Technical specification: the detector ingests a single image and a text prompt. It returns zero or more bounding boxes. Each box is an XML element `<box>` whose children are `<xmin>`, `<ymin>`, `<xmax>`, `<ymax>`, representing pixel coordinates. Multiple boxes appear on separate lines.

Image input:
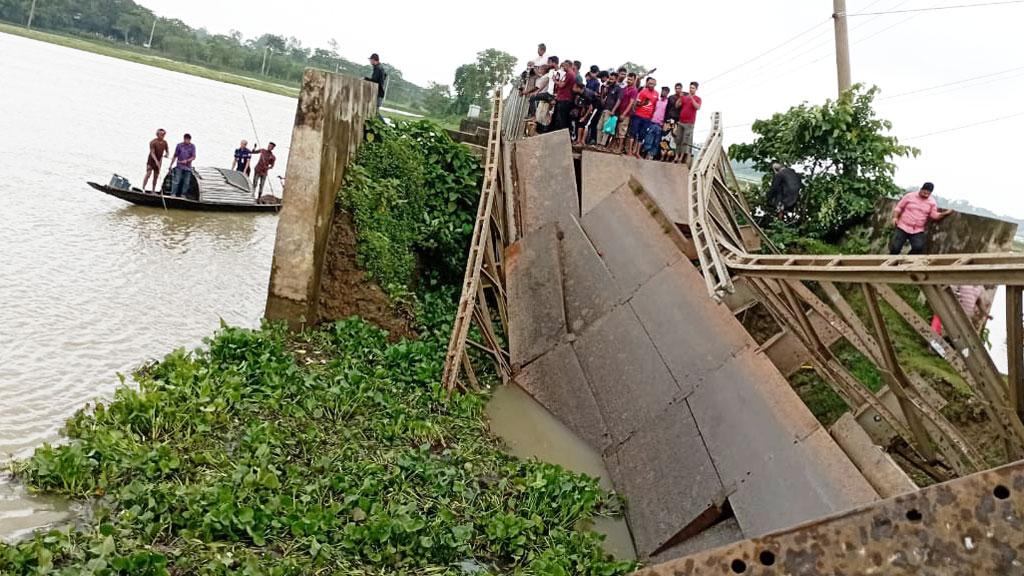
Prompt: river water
<box><xmin>0</xmin><ymin>32</ymin><xmax>296</xmax><ymax>539</ymax></box>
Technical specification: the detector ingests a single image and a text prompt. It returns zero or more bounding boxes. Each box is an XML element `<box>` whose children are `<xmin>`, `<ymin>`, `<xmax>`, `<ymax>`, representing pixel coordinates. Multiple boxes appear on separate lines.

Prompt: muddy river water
<box><xmin>0</xmin><ymin>32</ymin><xmax>293</xmax><ymax>539</ymax></box>
<box><xmin>0</xmin><ymin>32</ymin><xmax>636</xmax><ymax>557</ymax></box>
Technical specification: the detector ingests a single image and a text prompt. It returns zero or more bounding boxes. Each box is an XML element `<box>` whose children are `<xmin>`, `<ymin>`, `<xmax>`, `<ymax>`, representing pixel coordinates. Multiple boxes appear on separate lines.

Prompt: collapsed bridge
<box><xmin>442</xmin><ymin>93</ymin><xmax>1024</xmax><ymax>571</ymax></box>
<box><xmin>262</xmin><ymin>71</ymin><xmax>1024</xmax><ymax>573</ymax></box>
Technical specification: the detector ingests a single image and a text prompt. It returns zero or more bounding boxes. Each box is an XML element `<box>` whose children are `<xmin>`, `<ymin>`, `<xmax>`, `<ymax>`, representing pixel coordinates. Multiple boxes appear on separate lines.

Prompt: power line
<box><xmin>880</xmin><ymin>64</ymin><xmax>1024</xmax><ymax>99</ymax></box>
<box><xmin>705</xmin><ymin>18</ymin><xmax>832</xmax><ymax>83</ymax></box>
<box><xmin>712</xmin><ymin>0</ymin><xmax>913</xmax><ymax>96</ymax></box>
<box><xmin>906</xmin><ymin>110</ymin><xmax>1024</xmax><ymax>139</ymax></box>
<box><xmin>848</xmin><ymin>0</ymin><xmax>1024</xmax><ymax>16</ymax></box>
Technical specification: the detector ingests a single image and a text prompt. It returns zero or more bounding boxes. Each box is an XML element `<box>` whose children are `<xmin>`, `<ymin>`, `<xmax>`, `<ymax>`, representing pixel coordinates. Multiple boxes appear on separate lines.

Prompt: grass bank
<box><xmin>0</xmin><ymin>316</ymin><xmax>633</xmax><ymax>574</ymax></box>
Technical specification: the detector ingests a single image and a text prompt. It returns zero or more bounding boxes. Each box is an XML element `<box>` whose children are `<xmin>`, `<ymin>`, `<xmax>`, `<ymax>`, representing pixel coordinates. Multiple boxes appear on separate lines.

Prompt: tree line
<box><xmin>0</xmin><ymin>0</ymin><xmax>429</xmax><ymax>109</ymax></box>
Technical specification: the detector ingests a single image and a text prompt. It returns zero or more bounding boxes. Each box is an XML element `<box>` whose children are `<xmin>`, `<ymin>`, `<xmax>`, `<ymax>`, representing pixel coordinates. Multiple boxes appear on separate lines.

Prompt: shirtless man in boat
<box><xmin>142</xmin><ymin>129</ymin><xmax>169</xmax><ymax>194</ymax></box>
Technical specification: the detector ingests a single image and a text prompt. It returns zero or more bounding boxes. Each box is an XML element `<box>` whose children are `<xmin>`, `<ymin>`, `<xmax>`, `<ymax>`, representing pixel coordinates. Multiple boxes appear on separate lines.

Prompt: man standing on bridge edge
<box><xmin>889</xmin><ymin>182</ymin><xmax>953</xmax><ymax>255</ymax></box>
<box><xmin>365</xmin><ymin>53</ymin><xmax>386</xmax><ymax>109</ymax></box>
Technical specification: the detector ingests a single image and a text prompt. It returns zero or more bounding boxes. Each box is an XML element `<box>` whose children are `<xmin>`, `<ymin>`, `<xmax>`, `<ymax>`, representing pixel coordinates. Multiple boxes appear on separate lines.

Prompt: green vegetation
<box><xmin>340</xmin><ymin>119</ymin><xmax>483</xmax><ymax>295</ymax></box>
<box><xmin>1</xmin><ymin>316</ymin><xmax>632</xmax><ymax>574</ymax></box>
<box><xmin>730</xmin><ymin>85</ymin><xmax>919</xmax><ymax>244</ymax></box>
<box><xmin>452</xmin><ymin>49</ymin><xmax>517</xmax><ymax>114</ymax></box>
<box><xmin>0</xmin><ymin>1</ymin><xmax>427</xmax><ymax>111</ymax></box>
<box><xmin>0</xmin><ymin>114</ymin><xmax>633</xmax><ymax>573</ymax></box>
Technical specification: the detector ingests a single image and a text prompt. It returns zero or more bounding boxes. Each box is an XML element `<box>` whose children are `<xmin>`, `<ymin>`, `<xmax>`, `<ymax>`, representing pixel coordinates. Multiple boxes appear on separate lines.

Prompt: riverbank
<box><xmin>0</xmin><ymin>22</ymin><xmax>427</xmax><ymax>119</ymax></box>
<box><xmin>0</xmin><ymin>317</ymin><xmax>634</xmax><ymax>574</ymax></box>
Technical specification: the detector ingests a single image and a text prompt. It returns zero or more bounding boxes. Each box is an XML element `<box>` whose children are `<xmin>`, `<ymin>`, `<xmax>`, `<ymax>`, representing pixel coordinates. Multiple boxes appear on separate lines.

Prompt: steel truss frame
<box><xmin>690</xmin><ymin>112</ymin><xmax>1024</xmax><ymax>477</ymax></box>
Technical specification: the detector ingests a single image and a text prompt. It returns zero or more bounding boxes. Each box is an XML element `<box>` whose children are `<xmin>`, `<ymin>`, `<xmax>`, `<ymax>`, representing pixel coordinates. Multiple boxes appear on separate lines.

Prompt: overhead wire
<box><xmin>704</xmin><ymin>17</ymin><xmax>832</xmax><ymax>83</ymax></box>
<box><xmin>848</xmin><ymin>0</ymin><xmax>1024</xmax><ymax>16</ymax></box>
<box><xmin>711</xmin><ymin>0</ymin><xmax>911</xmax><ymax>97</ymax></box>
<box><xmin>880</xmin><ymin>65</ymin><xmax>1024</xmax><ymax>100</ymax></box>
<box><xmin>905</xmin><ymin>110</ymin><xmax>1024</xmax><ymax>139</ymax></box>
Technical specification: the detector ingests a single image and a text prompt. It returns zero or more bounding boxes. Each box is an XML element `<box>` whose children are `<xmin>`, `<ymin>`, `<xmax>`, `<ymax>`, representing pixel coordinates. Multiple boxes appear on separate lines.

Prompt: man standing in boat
<box><xmin>168</xmin><ymin>133</ymin><xmax>196</xmax><ymax>198</ymax></box>
<box><xmin>143</xmin><ymin>128</ymin><xmax>168</xmax><ymax>194</ymax></box>
<box><xmin>252</xmin><ymin>142</ymin><xmax>276</xmax><ymax>197</ymax></box>
<box><xmin>232</xmin><ymin>140</ymin><xmax>253</xmax><ymax>177</ymax></box>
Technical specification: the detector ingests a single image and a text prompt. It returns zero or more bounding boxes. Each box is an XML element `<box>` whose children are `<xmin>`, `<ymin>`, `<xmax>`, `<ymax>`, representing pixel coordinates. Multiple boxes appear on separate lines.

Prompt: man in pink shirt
<box><xmin>889</xmin><ymin>182</ymin><xmax>953</xmax><ymax>255</ymax></box>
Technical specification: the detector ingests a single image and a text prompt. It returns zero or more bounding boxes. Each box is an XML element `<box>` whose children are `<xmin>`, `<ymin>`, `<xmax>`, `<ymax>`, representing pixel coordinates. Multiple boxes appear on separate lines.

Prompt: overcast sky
<box><xmin>136</xmin><ymin>0</ymin><xmax>1024</xmax><ymax>217</ymax></box>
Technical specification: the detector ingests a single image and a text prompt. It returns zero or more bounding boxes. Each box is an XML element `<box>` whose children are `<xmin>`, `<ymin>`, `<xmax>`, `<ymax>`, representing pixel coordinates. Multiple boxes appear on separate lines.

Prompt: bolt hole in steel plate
<box><xmin>758</xmin><ymin>550</ymin><xmax>776</xmax><ymax>566</ymax></box>
<box><xmin>905</xmin><ymin>508</ymin><xmax>923</xmax><ymax>522</ymax></box>
<box><xmin>994</xmin><ymin>484</ymin><xmax>1010</xmax><ymax>500</ymax></box>
<box><xmin>730</xmin><ymin>559</ymin><xmax>747</xmax><ymax>573</ymax></box>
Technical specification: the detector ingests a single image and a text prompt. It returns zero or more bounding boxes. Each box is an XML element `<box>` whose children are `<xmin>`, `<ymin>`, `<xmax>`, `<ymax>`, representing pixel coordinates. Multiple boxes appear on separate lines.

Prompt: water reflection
<box><xmin>486</xmin><ymin>385</ymin><xmax>637</xmax><ymax>560</ymax></box>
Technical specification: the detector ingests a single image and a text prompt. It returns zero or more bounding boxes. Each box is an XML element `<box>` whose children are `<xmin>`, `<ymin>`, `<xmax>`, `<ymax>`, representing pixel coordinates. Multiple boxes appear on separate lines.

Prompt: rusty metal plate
<box><xmin>632</xmin><ymin>460</ymin><xmax>1024</xmax><ymax>576</ymax></box>
<box><xmin>514</xmin><ymin>130</ymin><xmax>580</xmax><ymax>234</ymax></box>
<box><xmin>505</xmin><ymin>223</ymin><xmax>567</xmax><ymax>369</ymax></box>
<box><xmin>580</xmin><ymin>149</ymin><xmax>690</xmax><ymax>224</ymax></box>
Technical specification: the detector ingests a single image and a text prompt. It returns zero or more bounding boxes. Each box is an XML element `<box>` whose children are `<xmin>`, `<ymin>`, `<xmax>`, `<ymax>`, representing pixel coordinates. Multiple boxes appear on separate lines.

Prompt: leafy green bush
<box><xmin>340</xmin><ymin>118</ymin><xmax>482</xmax><ymax>295</ymax></box>
<box><xmin>730</xmin><ymin>85</ymin><xmax>918</xmax><ymax>242</ymax></box>
<box><xmin>3</xmin><ymin>318</ymin><xmax>633</xmax><ymax>575</ymax></box>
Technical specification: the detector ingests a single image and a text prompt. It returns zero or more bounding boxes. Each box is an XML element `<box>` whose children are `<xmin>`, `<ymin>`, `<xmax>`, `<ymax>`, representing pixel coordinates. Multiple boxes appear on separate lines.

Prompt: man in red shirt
<box><xmin>252</xmin><ymin>142</ymin><xmax>277</xmax><ymax>197</ymax></box>
<box><xmin>890</xmin><ymin>182</ymin><xmax>953</xmax><ymax>254</ymax></box>
<box><xmin>551</xmin><ymin>60</ymin><xmax>577</xmax><ymax>133</ymax></box>
<box><xmin>627</xmin><ymin>77</ymin><xmax>659</xmax><ymax>158</ymax></box>
<box><xmin>675</xmin><ymin>81</ymin><xmax>702</xmax><ymax>166</ymax></box>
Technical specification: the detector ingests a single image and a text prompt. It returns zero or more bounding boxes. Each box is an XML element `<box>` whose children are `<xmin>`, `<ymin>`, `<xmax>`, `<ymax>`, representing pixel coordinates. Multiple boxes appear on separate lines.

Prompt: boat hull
<box><xmin>87</xmin><ymin>182</ymin><xmax>280</xmax><ymax>213</ymax></box>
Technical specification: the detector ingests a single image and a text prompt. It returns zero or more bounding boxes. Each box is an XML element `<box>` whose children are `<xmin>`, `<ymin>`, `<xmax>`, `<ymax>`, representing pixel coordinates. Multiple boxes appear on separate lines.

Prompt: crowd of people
<box><xmin>143</xmin><ymin>130</ymin><xmax>277</xmax><ymax>197</ymax></box>
<box><xmin>519</xmin><ymin>43</ymin><xmax>702</xmax><ymax>165</ymax></box>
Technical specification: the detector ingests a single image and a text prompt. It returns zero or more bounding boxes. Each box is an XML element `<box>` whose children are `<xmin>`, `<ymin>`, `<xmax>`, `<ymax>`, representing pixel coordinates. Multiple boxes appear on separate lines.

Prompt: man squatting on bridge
<box><xmin>519</xmin><ymin>43</ymin><xmax>702</xmax><ymax>165</ymax></box>
<box><xmin>890</xmin><ymin>182</ymin><xmax>953</xmax><ymax>255</ymax></box>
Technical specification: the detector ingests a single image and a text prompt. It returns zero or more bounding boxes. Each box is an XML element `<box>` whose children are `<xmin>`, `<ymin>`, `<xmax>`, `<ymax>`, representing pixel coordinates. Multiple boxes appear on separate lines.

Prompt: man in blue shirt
<box><xmin>168</xmin><ymin>134</ymin><xmax>196</xmax><ymax>198</ymax></box>
<box><xmin>232</xmin><ymin>140</ymin><xmax>253</xmax><ymax>176</ymax></box>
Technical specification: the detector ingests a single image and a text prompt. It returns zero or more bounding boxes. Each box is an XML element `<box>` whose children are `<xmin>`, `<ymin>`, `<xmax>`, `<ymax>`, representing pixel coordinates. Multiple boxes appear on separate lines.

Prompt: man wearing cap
<box><xmin>364</xmin><ymin>53</ymin><xmax>386</xmax><ymax>109</ymax></box>
<box><xmin>889</xmin><ymin>182</ymin><xmax>953</xmax><ymax>255</ymax></box>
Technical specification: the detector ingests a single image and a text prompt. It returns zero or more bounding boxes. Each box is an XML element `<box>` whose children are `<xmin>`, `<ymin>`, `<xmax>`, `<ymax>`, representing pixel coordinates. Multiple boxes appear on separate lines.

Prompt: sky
<box><xmin>135</xmin><ymin>0</ymin><xmax>1024</xmax><ymax>218</ymax></box>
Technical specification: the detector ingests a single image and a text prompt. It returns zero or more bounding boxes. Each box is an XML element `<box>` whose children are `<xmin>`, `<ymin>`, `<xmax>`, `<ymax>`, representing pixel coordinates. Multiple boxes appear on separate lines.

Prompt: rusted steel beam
<box><xmin>726</xmin><ymin>252</ymin><xmax>1024</xmax><ymax>285</ymax></box>
<box><xmin>1008</xmin><ymin>285</ymin><xmax>1024</xmax><ymax>423</ymax></box>
<box><xmin>924</xmin><ymin>284</ymin><xmax>1024</xmax><ymax>458</ymax></box>
<box><xmin>632</xmin><ymin>459</ymin><xmax>1024</xmax><ymax>576</ymax></box>
<box><xmin>860</xmin><ymin>284</ymin><xmax>937</xmax><ymax>462</ymax></box>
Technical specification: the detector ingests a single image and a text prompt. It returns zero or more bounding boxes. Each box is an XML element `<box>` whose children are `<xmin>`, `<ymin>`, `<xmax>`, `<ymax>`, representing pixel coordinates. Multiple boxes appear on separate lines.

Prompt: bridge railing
<box><xmin>689</xmin><ymin>113</ymin><xmax>1024</xmax><ymax>480</ymax></box>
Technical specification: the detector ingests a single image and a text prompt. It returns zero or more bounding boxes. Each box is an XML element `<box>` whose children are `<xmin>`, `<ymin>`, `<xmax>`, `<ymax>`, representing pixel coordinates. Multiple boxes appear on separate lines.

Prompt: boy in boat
<box><xmin>252</xmin><ymin>142</ymin><xmax>277</xmax><ymax>197</ymax></box>
<box><xmin>232</xmin><ymin>140</ymin><xmax>253</xmax><ymax>176</ymax></box>
<box><xmin>143</xmin><ymin>129</ymin><xmax>168</xmax><ymax>194</ymax></box>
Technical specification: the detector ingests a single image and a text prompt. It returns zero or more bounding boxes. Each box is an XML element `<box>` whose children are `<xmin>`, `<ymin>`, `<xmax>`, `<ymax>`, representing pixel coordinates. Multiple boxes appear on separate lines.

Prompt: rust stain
<box><xmin>631</xmin><ymin>460</ymin><xmax>1024</xmax><ymax>575</ymax></box>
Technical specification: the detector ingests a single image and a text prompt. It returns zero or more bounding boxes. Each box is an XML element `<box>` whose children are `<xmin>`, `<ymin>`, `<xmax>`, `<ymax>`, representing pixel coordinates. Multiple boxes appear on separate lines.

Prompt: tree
<box><xmin>423</xmin><ymin>82</ymin><xmax>453</xmax><ymax>117</ymax></box>
<box><xmin>452</xmin><ymin>48</ymin><xmax>517</xmax><ymax>114</ymax></box>
<box><xmin>729</xmin><ymin>85</ymin><xmax>918</xmax><ymax>241</ymax></box>
<box><xmin>618</xmin><ymin>62</ymin><xmax>650</xmax><ymax>76</ymax></box>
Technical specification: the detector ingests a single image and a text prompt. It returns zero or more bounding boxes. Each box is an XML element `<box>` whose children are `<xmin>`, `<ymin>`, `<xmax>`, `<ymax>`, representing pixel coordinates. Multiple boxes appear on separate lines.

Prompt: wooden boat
<box><xmin>87</xmin><ymin>167</ymin><xmax>281</xmax><ymax>213</ymax></box>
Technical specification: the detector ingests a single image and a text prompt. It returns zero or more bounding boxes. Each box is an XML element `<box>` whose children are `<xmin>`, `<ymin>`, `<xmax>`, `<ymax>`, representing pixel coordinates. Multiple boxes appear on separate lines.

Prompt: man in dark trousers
<box><xmin>767</xmin><ymin>162</ymin><xmax>802</xmax><ymax>215</ymax></box>
<box><xmin>364</xmin><ymin>53</ymin><xmax>386</xmax><ymax>109</ymax></box>
<box><xmin>890</xmin><ymin>182</ymin><xmax>953</xmax><ymax>255</ymax></box>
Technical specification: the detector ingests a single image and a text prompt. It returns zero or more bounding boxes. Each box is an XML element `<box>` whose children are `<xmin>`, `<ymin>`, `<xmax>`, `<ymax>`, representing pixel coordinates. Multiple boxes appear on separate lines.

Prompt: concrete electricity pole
<box><xmin>833</xmin><ymin>0</ymin><xmax>852</xmax><ymax>96</ymax></box>
<box><xmin>26</xmin><ymin>0</ymin><xmax>37</xmax><ymax>29</ymax></box>
<box><xmin>147</xmin><ymin>19</ymin><xmax>156</xmax><ymax>48</ymax></box>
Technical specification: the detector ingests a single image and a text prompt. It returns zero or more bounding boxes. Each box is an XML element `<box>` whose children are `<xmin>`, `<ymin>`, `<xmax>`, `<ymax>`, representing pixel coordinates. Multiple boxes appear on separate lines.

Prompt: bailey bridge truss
<box><xmin>442</xmin><ymin>90</ymin><xmax>1024</xmax><ymax>572</ymax></box>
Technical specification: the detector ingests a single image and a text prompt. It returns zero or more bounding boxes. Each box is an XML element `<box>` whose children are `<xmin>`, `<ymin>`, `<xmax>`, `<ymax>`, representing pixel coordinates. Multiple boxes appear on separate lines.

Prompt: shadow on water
<box><xmin>105</xmin><ymin>205</ymin><xmax>275</xmax><ymax>250</ymax></box>
<box><xmin>485</xmin><ymin>385</ymin><xmax>637</xmax><ymax>561</ymax></box>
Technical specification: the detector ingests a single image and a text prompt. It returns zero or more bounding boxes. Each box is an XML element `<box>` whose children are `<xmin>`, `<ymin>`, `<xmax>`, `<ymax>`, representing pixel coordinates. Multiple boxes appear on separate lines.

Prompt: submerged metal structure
<box><xmin>443</xmin><ymin>91</ymin><xmax>1024</xmax><ymax>571</ymax></box>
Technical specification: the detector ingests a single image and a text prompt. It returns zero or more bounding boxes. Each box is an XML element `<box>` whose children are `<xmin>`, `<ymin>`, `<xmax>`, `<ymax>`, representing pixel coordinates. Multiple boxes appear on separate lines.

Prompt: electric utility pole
<box><xmin>147</xmin><ymin>18</ymin><xmax>156</xmax><ymax>48</ymax></box>
<box><xmin>833</xmin><ymin>0</ymin><xmax>852</xmax><ymax>96</ymax></box>
<box><xmin>27</xmin><ymin>0</ymin><xmax>37</xmax><ymax>29</ymax></box>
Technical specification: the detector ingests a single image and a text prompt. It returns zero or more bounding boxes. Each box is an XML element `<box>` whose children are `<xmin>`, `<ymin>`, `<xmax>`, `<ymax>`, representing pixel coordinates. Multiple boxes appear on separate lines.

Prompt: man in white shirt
<box><xmin>527</xmin><ymin>43</ymin><xmax>547</xmax><ymax>75</ymax></box>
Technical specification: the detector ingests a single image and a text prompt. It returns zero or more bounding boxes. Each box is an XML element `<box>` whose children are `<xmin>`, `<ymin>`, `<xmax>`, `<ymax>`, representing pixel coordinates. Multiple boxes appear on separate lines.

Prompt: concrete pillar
<box><xmin>265</xmin><ymin>69</ymin><xmax>377</xmax><ymax>329</ymax></box>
